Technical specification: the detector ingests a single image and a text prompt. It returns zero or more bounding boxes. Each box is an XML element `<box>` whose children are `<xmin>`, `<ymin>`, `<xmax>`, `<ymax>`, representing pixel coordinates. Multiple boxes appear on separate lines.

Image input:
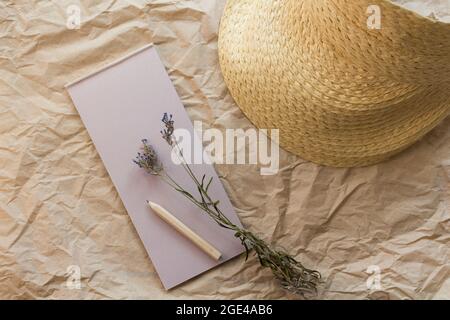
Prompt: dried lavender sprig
<box><xmin>133</xmin><ymin>139</ymin><xmax>163</xmax><ymax>175</ymax></box>
<box><xmin>133</xmin><ymin>113</ymin><xmax>322</xmax><ymax>297</ymax></box>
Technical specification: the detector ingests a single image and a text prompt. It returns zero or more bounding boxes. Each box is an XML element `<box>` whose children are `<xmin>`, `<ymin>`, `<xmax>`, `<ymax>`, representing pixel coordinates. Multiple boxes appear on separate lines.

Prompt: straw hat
<box><xmin>218</xmin><ymin>0</ymin><xmax>450</xmax><ymax>167</ymax></box>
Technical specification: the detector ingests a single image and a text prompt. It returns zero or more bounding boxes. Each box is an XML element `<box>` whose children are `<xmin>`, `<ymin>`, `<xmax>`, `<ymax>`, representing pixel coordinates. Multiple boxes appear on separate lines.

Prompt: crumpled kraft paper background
<box><xmin>0</xmin><ymin>0</ymin><xmax>448</xmax><ymax>299</ymax></box>
<box><xmin>392</xmin><ymin>0</ymin><xmax>450</xmax><ymax>22</ymax></box>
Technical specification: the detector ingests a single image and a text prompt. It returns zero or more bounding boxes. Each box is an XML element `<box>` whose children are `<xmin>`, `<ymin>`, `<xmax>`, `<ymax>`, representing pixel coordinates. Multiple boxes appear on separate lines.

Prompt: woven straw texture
<box><xmin>218</xmin><ymin>0</ymin><xmax>450</xmax><ymax>167</ymax></box>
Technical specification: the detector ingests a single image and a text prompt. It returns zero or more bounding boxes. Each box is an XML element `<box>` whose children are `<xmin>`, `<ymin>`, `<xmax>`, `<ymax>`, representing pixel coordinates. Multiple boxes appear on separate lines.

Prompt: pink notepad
<box><xmin>66</xmin><ymin>44</ymin><xmax>244</xmax><ymax>289</ymax></box>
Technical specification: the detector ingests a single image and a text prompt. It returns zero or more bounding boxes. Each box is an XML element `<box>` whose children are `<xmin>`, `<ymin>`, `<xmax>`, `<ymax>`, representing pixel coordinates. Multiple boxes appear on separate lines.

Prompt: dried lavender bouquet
<box><xmin>134</xmin><ymin>113</ymin><xmax>321</xmax><ymax>297</ymax></box>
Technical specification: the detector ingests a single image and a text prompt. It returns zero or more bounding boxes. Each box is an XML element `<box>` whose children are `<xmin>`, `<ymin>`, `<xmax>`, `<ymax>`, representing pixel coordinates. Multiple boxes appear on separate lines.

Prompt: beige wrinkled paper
<box><xmin>391</xmin><ymin>0</ymin><xmax>450</xmax><ymax>23</ymax></box>
<box><xmin>0</xmin><ymin>1</ymin><xmax>449</xmax><ymax>299</ymax></box>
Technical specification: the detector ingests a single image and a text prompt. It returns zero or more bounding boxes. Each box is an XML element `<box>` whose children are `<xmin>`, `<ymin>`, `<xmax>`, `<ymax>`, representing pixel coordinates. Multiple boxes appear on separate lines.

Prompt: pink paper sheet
<box><xmin>66</xmin><ymin>44</ymin><xmax>244</xmax><ymax>289</ymax></box>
